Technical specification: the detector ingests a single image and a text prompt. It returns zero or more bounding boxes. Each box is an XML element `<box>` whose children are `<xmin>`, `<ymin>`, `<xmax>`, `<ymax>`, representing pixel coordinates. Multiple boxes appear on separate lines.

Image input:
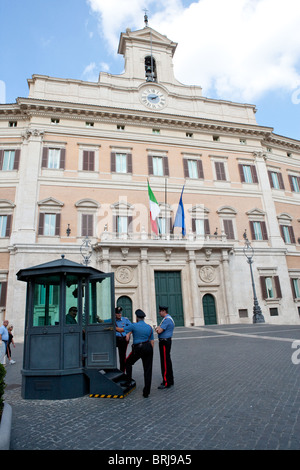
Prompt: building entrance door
<box><xmin>202</xmin><ymin>294</ymin><xmax>217</xmax><ymax>325</ymax></box>
<box><xmin>117</xmin><ymin>295</ymin><xmax>133</xmax><ymax>322</ymax></box>
<box><xmin>154</xmin><ymin>271</ymin><xmax>184</xmax><ymax>326</ymax></box>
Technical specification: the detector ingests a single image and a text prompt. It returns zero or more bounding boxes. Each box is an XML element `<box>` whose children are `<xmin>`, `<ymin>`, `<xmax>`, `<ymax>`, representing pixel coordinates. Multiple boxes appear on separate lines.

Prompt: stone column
<box><xmin>10</xmin><ymin>129</ymin><xmax>44</xmax><ymax>245</ymax></box>
<box><xmin>254</xmin><ymin>152</ymin><xmax>285</xmax><ymax>248</ymax></box>
<box><xmin>188</xmin><ymin>250</ymin><xmax>202</xmax><ymax>326</ymax></box>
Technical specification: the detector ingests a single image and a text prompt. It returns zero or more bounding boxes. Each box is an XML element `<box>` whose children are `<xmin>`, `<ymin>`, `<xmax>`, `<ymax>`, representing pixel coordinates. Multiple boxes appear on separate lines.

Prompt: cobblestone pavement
<box><xmin>4</xmin><ymin>324</ymin><xmax>300</xmax><ymax>451</ymax></box>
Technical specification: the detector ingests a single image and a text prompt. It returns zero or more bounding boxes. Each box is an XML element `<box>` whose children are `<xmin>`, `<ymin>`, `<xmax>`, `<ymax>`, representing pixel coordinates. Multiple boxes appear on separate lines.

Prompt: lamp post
<box><xmin>80</xmin><ymin>236</ymin><xmax>92</xmax><ymax>266</ymax></box>
<box><xmin>243</xmin><ymin>231</ymin><xmax>265</xmax><ymax>324</ymax></box>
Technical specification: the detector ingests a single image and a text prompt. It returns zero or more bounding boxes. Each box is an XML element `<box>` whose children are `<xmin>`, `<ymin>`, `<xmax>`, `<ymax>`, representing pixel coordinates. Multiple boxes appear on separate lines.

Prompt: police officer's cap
<box><xmin>159</xmin><ymin>305</ymin><xmax>168</xmax><ymax>312</ymax></box>
<box><xmin>135</xmin><ymin>309</ymin><xmax>146</xmax><ymax>318</ymax></box>
<box><xmin>115</xmin><ymin>306</ymin><xmax>122</xmax><ymax>314</ymax></box>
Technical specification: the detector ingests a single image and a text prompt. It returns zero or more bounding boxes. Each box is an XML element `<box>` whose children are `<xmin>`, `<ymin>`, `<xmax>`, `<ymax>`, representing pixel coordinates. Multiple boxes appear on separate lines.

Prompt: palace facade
<box><xmin>1</xmin><ymin>25</ymin><xmax>300</xmax><ymax>339</ymax></box>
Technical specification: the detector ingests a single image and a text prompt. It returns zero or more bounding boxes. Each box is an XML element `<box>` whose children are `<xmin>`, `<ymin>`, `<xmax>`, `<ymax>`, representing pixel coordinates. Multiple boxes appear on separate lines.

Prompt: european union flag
<box><xmin>173</xmin><ymin>186</ymin><xmax>186</xmax><ymax>236</ymax></box>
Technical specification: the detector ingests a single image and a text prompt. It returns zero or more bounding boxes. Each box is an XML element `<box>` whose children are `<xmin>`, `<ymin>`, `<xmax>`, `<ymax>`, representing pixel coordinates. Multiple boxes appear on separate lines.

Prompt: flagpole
<box><xmin>165</xmin><ymin>177</ymin><xmax>167</xmax><ymax>235</ymax></box>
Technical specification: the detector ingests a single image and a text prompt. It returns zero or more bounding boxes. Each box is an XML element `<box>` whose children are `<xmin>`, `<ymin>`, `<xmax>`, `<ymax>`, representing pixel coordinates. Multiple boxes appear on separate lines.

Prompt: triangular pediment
<box><xmin>118</xmin><ymin>27</ymin><xmax>177</xmax><ymax>56</ymax></box>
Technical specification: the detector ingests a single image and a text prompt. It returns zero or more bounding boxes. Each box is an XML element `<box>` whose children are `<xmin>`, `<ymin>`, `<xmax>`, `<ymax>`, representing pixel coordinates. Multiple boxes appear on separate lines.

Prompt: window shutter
<box><xmin>89</xmin><ymin>151</ymin><xmax>95</xmax><ymax>171</ymax></box>
<box><xmin>82</xmin><ymin>214</ymin><xmax>87</xmax><ymax>236</ymax></box>
<box><xmin>38</xmin><ymin>213</ymin><xmax>45</xmax><ymax>235</ymax></box>
<box><xmin>215</xmin><ymin>161</ymin><xmax>226</xmax><ymax>180</ymax></box>
<box><xmin>223</xmin><ymin>219</ymin><xmax>234</xmax><ymax>239</ymax></box>
<box><xmin>291</xmin><ymin>279</ymin><xmax>297</xmax><ymax>299</ymax></box>
<box><xmin>274</xmin><ymin>276</ymin><xmax>282</xmax><ymax>298</ymax></box>
<box><xmin>13</xmin><ymin>149</ymin><xmax>20</xmax><ymax>170</ymax></box>
<box><xmin>5</xmin><ymin>214</ymin><xmax>12</xmax><ymax>237</ymax></box>
<box><xmin>127</xmin><ymin>153</ymin><xmax>132</xmax><ymax>173</ymax></box>
<box><xmin>42</xmin><ymin>148</ymin><xmax>48</xmax><ymax>168</ymax></box>
<box><xmin>83</xmin><ymin>151</ymin><xmax>89</xmax><ymax>171</ymax></box>
<box><xmin>127</xmin><ymin>216</ymin><xmax>133</xmax><ymax>233</ymax></box>
<box><xmin>261</xmin><ymin>221</ymin><xmax>268</xmax><ymax>240</ymax></box>
<box><xmin>59</xmin><ymin>149</ymin><xmax>65</xmax><ymax>169</ymax></box>
<box><xmin>197</xmin><ymin>160</ymin><xmax>204</xmax><ymax>179</ymax></box>
<box><xmin>183</xmin><ymin>159</ymin><xmax>189</xmax><ymax>178</ymax></box>
<box><xmin>250</xmin><ymin>165</ymin><xmax>258</xmax><ymax>183</ymax></box>
<box><xmin>279</xmin><ymin>225</ymin><xmax>285</xmax><ymax>241</ymax></box>
<box><xmin>289</xmin><ymin>226</ymin><xmax>296</xmax><ymax>244</ymax></box>
<box><xmin>55</xmin><ymin>214</ymin><xmax>61</xmax><ymax>236</ymax></box>
<box><xmin>163</xmin><ymin>157</ymin><xmax>169</xmax><ymax>176</ymax></box>
<box><xmin>0</xmin><ymin>282</ymin><xmax>7</xmax><ymax>307</ymax></box>
<box><xmin>268</xmin><ymin>171</ymin><xmax>273</xmax><ymax>188</ymax></box>
<box><xmin>260</xmin><ymin>276</ymin><xmax>268</xmax><ymax>299</ymax></box>
<box><xmin>192</xmin><ymin>218</ymin><xmax>196</xmax><ymax>232</ymax></box>
<box><xmin>249</xmin><ymin>221</ymin><xmax>255</xmax><ymax>240</ymax></box>
<box><xmin>148</xmin><ymin>155</ymin><xmax>153</xmax><ymax>175</ymax></box>
<box><xmin>0</xmin><ymin>150</ymin><xmax>3</xmax><ymax>170</ymax></box>
<box><xmin>113</xmin><ymin>215</ymin><xmax>117</xmax><ymax>233</ymax></box>
<box><xmin>204</xmin><ymin>219</ymin><xmax>210</xmax><ymax>235</ymax></box>
<box><xmin>110</xmin><ymin>152</ymin><xmax>116</xmax><ymax>172</ymax></box>
<box><xmin>239</xmin><ymin>164</ymin><xmax>245</xmax><ymax>182</ymax></box>
<box><xmin>278</xmin><ymin>173</ymin><xmax>285</xmax><ymax>189</ymax></box>
<box><xmin>288</xmin><ymin>175</ymin><xmax>294</xmax><ymax>191</ymax></box>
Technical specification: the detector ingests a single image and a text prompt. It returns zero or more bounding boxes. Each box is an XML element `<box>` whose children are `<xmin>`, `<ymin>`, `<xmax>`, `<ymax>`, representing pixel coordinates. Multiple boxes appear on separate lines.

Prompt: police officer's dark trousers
<box><xmin>126</xmin><ymin>341</ymin><xmax>153</xmax><ymax>396</ymax></box>
<box><xmin>116</xmin><ymin>336</ymin><xmax>128</xmax><ymax>372</ymax></box>
<box><xmin>159</xmin><ymin>338</ymin><xmax>174</xmax><ymax>387</ymax></box>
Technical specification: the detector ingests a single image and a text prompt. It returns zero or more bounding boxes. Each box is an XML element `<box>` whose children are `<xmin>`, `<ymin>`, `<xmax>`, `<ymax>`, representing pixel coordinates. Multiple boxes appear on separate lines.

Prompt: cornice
<box><xmin>0</xmin><ymin>97</ymin><xmax>273</xmax><ymax>137</ymax></box>
<box><xmin>1</xmin><ymin>97</ymin><xmax>299</xmax><ymax>151</ymax></box>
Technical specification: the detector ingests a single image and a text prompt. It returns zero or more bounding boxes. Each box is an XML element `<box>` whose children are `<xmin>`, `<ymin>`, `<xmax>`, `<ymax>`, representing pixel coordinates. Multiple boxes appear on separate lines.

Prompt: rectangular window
<box><xmin>215</xmin><ymin>161</ymin><xmax>226</xmax><ymax>181</ymax></box>
<box><xmin>117</xmin><ymin>216</ymin><xmax>128</xmax><ymax>234</ymax></box>
<box><xmin>239</xmin><ymin>164</ymin><xmax>258</xmax><ymax>183</ymax></box>
<box><xmin>33</xmin><ymin>280</ymin><xmax>60</xmax><ymax>326</ymax></box>
<box><xmin>269</xmin><ymin>308</ymin><xmax>279</xmax><ymax>316</ymax></box>
<box><xmin>292</xmin><ymin>279</ymin><xmax>300</xmax><ymax>298</ymax></box>
<box><xmin>82</xmin><ymin>151</ymin><xmax>95</xmax><ymax>171</ymax></box>
<box><xmin>183</xmin><ymin>159</ymin><xmax>204</xmax><ymax>179</ymax></box>
<box><xmin>38</xmin><ymin>213</ymin><xmax>60</xmax><ymax>236</ymax></box>
<box><xmin>289</xmin><ymin>175</ymin><xmax>300</xmax><ymax>192</ymax></box>
<box><xmin>280</xmin><ymin>225</ymin><xmax>295</xmax><ymax>244</ymax></box>
<box><xmin>223</xmin><ymin>219</ymin><xmax>235</xmax><ymax>239</ymax></box>
<box><xmin>116</xmin><ymin>153</ymin><xmax>127</xmax><ymax>173</ymax></box>
<box><xmin>250</xmin><ymin>221</ymin><xmax>268</xmax><ymax>241</ymax></box>
<box><xmin>148</xmin><ymin>155</ymin><xmax>169</xmax><ymax>177</ymax></box>
<box><xmin>0</xmin><ymin>282</ymin><xmax>7</xmax><ymax>307</ymax></box>
<box><xmin>152</xmin><ymin>156</ymin><xmax>164</xmax><ymax>176</ymax></box>
<box><xmin>260</xmin><ymin>276</ymin><xmax>282</xmax><ymax>299</ymax></box>
<box><xmin>268</xmin><ymin>171</ymin><xmax>285</xmax><ymax>189</ymax></box>
<box><xmin>42</xmin><ymin>147</ymin><xmax>65</xmax><ymax>169</ymax></box>
<box><xmin>111</xmin><ymin>152</ymin><xmax>132</xmax><ymax>174</ymax></box>
<box><xmin>0</xmin><ymin>149</ymin><xmax>20</xmax><ymax>170</ymax></box>
<box><xmin>192</xmin><ymin>218</ymin><xmax>210</xmax><ymax>236</ymax></box>
<box><xmin>81</xmin><ymin>214</ymin><xmax>93</xmax><ymax>237</ymax></box>
<box><xmin>0</xmin><ymin>215</ymin><xmax>12</xmax><ymax>237</ymax></box>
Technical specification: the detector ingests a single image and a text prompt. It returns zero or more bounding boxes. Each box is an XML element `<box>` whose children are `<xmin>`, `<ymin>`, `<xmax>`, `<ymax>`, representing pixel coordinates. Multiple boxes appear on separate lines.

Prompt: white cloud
<box><xmin>87</xmin><ymin>0</ymin><xmax>300</xmax><ymax>102</ymax></box>
<box><xmin>82</xmin><ymin>62</ymin><xmax>99</xmax><ymax>81</ymax></box>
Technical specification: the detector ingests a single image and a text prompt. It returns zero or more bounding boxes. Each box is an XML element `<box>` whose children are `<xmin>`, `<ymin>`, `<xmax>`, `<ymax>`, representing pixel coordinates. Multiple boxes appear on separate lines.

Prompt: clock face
<box><xmin>141</xmin><ymin>88</ymin><xmax>166</xmax><ymax>109</ymax></box>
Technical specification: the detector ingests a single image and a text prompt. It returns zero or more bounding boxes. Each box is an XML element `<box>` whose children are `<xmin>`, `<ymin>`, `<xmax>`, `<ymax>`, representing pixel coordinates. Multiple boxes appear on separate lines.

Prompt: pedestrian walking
<box><xmin>0</xmin><ymin>320</ymin><xmax>9</xmax><ymax>366</ymax></box>
<box><xmin>7</xmin><ymin>325</ymin><xmax>16</xmax><ymax>364</ymax></box>
<box><xmin>115</xmin><ymin>306</ymin><xmax>131</xmax><ymax>372</ymax></box>
<box><xmin>124</xmin><ymin>309</ymin><xmax>154</xmax><ymax>398</ymax></box>
<box><xmin>155</xmin><ymin>306</ymin><xmax>175</xmax><ymax>389</ymax></box>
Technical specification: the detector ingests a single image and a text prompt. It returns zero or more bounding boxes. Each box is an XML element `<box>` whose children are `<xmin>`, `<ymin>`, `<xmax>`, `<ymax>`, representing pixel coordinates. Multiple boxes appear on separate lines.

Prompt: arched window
<box><xmin>145</xmin><ymin>56</ymin><xmax>157</xmax><ymax>82</ymax></box>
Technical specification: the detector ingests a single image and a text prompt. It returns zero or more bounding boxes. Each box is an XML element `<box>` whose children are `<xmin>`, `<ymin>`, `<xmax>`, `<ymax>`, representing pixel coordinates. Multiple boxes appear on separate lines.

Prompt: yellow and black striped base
<box><xmin>89</xmin><ymin>386</ymin><xmax>136</xmax><ymax>399</ymax></box>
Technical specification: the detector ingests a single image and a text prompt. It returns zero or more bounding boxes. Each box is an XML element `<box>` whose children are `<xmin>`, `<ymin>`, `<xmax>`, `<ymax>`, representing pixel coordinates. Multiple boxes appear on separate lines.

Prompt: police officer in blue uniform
<box><xmin>115</xmin><ymin>306</ymin><xmax>131</xmax><ymax>373</ymax></box>
<box><xmin>155</xmin><ymin>305</ymin><xmax>175</xmax><ymax>389</ymax></box>
<box><xmin>124</xmin><ymin>309</ymin><xmax>154</xmax><ymax>398</ymax></box>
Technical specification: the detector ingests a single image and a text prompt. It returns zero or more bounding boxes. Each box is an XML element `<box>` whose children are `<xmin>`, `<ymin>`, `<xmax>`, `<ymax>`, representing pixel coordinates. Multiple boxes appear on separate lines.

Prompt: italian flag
<box><xmin>148</xmin><ymin>181</ymin><xmax>160</xmax><ymax>235</ymax></box>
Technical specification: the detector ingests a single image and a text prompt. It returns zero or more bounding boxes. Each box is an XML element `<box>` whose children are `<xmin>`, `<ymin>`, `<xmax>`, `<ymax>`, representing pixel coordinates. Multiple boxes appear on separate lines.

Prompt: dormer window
<box><xmin>145</xmin><ymin>56</ymin><xmax>157</xmax><ymax>82</ymax></box>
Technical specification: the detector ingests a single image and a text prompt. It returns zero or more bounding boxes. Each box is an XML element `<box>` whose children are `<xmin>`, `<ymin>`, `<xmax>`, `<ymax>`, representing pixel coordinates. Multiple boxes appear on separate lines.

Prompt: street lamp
<box><xmin>80</xmin><ymin>236</ymin><xmax>92</xmax><ymax>266</ymax></box>
<box><xmin>243</xmin><ymin>230</ymin><xmax>265</xmax><ymax>324</ymax></box>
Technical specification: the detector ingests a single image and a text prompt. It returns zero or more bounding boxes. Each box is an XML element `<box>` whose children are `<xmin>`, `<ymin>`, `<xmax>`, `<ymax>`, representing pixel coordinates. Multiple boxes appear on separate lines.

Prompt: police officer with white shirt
<box><xmin>124</xmin><ymin>309</ymin><xmax>154</xmax><ymax>398</ymax></box>
<box><xmin>155</xmin><ymin>306</ymin><xmax>175</xmax><ymax>389</ymax></box>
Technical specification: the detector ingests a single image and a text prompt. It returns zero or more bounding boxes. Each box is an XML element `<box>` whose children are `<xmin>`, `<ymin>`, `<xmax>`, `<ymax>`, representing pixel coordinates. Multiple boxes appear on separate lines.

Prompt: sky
<box><xmin>1</xmin><ymin>0</ymin><xmax>300</xmax><ymax>140</ymax></box>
